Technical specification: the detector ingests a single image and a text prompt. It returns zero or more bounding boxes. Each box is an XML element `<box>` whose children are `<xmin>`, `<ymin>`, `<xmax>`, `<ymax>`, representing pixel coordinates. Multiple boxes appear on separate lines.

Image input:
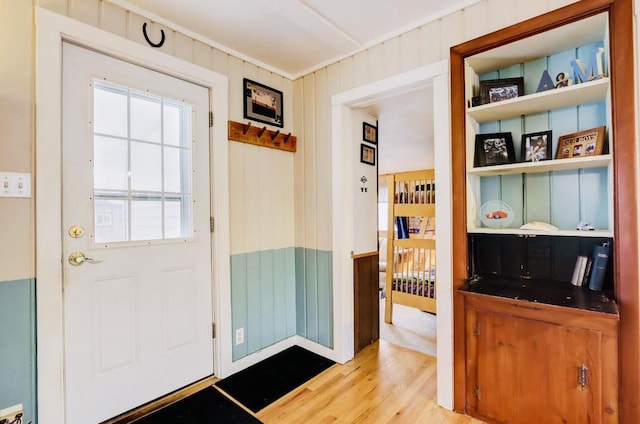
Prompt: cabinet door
<box><xmin>467</xmin><ymin>309</ymin><xmax>603</xmax><ymax>423</ymax></box>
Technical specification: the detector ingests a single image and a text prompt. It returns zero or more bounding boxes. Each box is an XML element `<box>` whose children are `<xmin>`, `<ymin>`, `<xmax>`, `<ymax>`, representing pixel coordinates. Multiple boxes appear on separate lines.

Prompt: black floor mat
<box><xmin>133</xmin><ymin>386</ymin><xmax>262</xmax><ymax>424</ymax></box>
<box><xmin>215</xmin><ymin>345</ymin><xmax>335</xmax><ymax>412</ymax></box>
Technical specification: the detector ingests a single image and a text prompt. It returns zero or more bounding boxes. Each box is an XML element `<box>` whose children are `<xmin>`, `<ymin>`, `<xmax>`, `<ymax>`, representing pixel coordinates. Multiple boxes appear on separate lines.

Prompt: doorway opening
<box><xmin>331</xmin><ymin>61</ymin><xmax>453</xmax><ymax>409</ymax></box>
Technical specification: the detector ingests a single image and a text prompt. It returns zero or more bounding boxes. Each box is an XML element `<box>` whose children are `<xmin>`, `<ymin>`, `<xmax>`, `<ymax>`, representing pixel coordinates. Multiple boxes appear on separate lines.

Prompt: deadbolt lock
<box><xmin>69</xmin><ymin>225</ymin><xmax>85</xmax><ymax>238</ymax></box>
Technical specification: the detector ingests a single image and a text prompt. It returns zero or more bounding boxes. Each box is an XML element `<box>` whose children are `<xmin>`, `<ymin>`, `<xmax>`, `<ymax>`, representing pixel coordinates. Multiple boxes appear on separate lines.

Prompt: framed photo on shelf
<box><xmin>363</xmin><ymin>122</ymin><xmax>377</xmax><ymax>144</ymax></box>
<box><xmin>474</xmin><ymin>132</ymin><xmax>516</xmax><ymax>167</ymax></box>
<box><xmin>243</xmin><ymin>78</ymin><xmax>283</xmax><ymax>128</ymax></box>
<box><xmin>555</xmin><ymin>126</ymin><xmax>606</xmax><ymax>159</ymax></box>
<box><xmin>521</xmin><ymin>130</ymin><xmax>552</xmax><ymax>162</ymax></box>
<box><xmin>479</xmin><ymin>77</ymin><xmax>524</xmax><ymax>105</ymax></box>
<box><xmin>360</xmin><ymin>144</ymin><xmax>376</xmax><ymax>166</ymax></box>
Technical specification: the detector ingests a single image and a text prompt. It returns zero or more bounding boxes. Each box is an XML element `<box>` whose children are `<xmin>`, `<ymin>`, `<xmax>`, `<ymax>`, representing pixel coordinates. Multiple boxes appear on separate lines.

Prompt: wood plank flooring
<box><xmin>257</xmin><ymin>340</ymin><xmax>484</xmax><ymax>423</ymax></box>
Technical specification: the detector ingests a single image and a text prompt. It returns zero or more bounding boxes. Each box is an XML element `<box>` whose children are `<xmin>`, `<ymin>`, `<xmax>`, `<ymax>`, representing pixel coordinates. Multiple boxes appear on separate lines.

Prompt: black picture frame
<box><xmin>243</xmin><ymin>78</ymin><xmax>283</xmax><ymax>128</ymax></box>
<box><xmin>474</xmin><ymin>132</ymin><xmax>516</xmax><ymax>167</ymax></box>
<box><xmin>521</xmin><ymin>130</ymin><xmax>553</xmax><ymax>162</ymax></box>
<box><xmin>479</xmin><ymin>77</ymin><xmax>525</xmax><ymax>105</ymax></box>
<box><xmin>363</xmin><ymin>122</ymin><xmax>377</xmax><ymax>144</ymax></box>
<box><xmin>360</xmin><ymin>144</ymin><xmax>376</xmax><ymax>166</ymax></box>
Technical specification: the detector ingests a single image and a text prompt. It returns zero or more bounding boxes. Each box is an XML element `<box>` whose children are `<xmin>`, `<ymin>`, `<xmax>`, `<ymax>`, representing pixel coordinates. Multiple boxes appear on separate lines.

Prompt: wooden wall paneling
<box><xmin>382</xmin><ymin>37</ymin><xmax>401</xmax><ymax>78</ymax></box>
<box><xmin>503</xmin><ymin>175</ymin><xmax>525</xmax><ymax>226</ymax></box>
<box><xmin>99</xmin><ymin>0</ymin><xmax>127</xmax><ymax>37</ymax></box>
<box><xmin>487</xmin><ymin>0</ymin><xmax>518</xmax><ymax>32</ymax></box>
<box><xmin>399</xmin><ymin>29</ymin><xmax>419</xmax><ymax>73</ymax></box>
<box><xmin>316</xmin><ymin>250</ymin><xmax>333</xmax><ymax>347</ymax></box>
<box><xmin>440</xmin><ymin>11</ymin><xmax>464</xmax><ymax>62</ymax></box>
<box><xmin>303</xmin><ymin>74</ymin><xmax>318</xmax><ymax>249</ymax></box>
<box><xmin>68</xmin><ymin>0</ymin><xmax>99</xmax><ymax>27</ymax></box>
<box><xmin>37</xmin><ymin>0</ymin><xmax>68</xmax><ymax>15</ymax></box>
<box><xmin>524</xmin><ymin>173</ymin><xmax>551</xmax><ymax>223</ymax></box>
<box><xmin>551</xmin><ymin>170</ymin><xmax>581</xmax><ymax>228</ymax></box>
<box><xmin>192</xmin><ymin>40</ymin><xmax>212</xmax><ymax>70</ymax></box>
<box><xmin>314</xmin><ymin>68</ymin><xmax>333</xmax><ymax>251</ymax></box>
<box><xmin>515</xmin><ymin>0</ymin><xmax>550</xmax><ymax>22</ymax></box>
<box><xmin>230</xmin><ymin>253</ymin><xmax>248</xmax><ymax>360</ymax></box>
<box><xmin>293</xmin><ymin>78</ymin><xmax>306</xmax><ymax>248</ymax></box>
<box><xmin>523</xmin><ymin>58</ymin><xmax>547</xmax><ymax>98</ymax></box>
<box><xmin>352</xmin><ymin>51</ymin><xmax>370</xmax><ymax>88</ymax></box>
<box><xmin>210</xmin><ymin>48</ymin><xmax>229</xmax><ymax>77</ymax></box>
<box><xmin>260</xmin><ymin>248</ymin><xmax>276</xmax><ymax>347</ymax></box>
<box><xmin>227</xmin><ymin>57</ymin><xmax>244</xmax><ymax>122</ymax></box>
<box><xmin>285</xmin><ymin>248</ymin><xmax>297</xmax><ymax>336</ymax></box>
<box><xmin>126</xmin><ymin>12</ymin><xmax>151</xmax><ymax>49</ymax></box>
<box><xmin>580</xmin><ymin>168</ymin><xmax>609</xmax><ymax>229</ymax></box>
<box><xmin>338</xmin><ymin>56</ymin><xmax>355</xmax><ymax>92</ymax></box>
<box><xmin>257</xmin><ymin>148</ymin><xmax>274</xmax><ymax>250</ymax></box>
<box><xmin>367</xmin><ymin>44</ymin><xmax>385</xmax><ymax>83</ymax></box>
<box><xmin>246</xmin><ymin>248</ymin><xmax>263</xmax><ymax>354</ymax></box>
<box><xmin>462</xmin><ymin>2</ymin><xmax>489</xmax><ymax>42</ymax></box>
<box><xmin>273</xmin><ymin>248</ymin><xmax>288</xmax><ymax>341</ymax></box>
<box><xmin>229</xmin><ymin>143</ymin><xmax>246</xmax><ymax>255</ymax></box>
<box><xmin>417</xmin><ymin>19</ymin><xmax>442</xmax><ymax>66</ymax></box>
<box><xmin>304</xmin><ymin>247</ymin><xmax>319</xmax><ymax>341</ymax></box>
<box><xmin>172</xmin><ymin>32</ymin><xmax>193</xmax><ymax>63</ymax></box>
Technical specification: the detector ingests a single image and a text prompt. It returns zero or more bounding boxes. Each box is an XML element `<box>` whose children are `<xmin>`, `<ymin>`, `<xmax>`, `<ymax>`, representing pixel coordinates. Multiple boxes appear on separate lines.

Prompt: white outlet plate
<box><xmin>235</xmin><ymin>327</ymin><xmax>244</xmax><ymax>345</ymax></box>
<box><xmin>0</xmin><ymin>172</ymin><xmax>31</xmax><ymax>198</ymax></box>
<box><xmin>0</xmin><ymin>403</ymin><xmax>23</xmax><ymax>423</ymax></box>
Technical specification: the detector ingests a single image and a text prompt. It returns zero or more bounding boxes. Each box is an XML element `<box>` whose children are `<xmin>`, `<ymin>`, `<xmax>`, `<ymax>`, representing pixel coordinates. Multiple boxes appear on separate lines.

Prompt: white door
<box><xmin>62</xmin><ymin>43</ymin><xmax>213</xmax><ymax>424</ymax></box>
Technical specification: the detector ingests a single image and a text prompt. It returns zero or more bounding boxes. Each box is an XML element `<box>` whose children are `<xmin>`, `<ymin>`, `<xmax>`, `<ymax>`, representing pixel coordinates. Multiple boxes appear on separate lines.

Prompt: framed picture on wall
<box><xmin>243</xmin><ymin>78</ymin><xmax>283</xmax><ymax>128</ymax></box>
<box><xmin>555</xmin><ymin>126</ymin><xmax>606</xmax><ymax>159</ymax></box>
<box><xmin>474</xmin><ymin>132</ymin><xmax>515</xmax><ymax>167</ymax></box>
<box><xmin>521</xmin><ymin>130</ymin><xmax>552</xmax><ymax>162</ymax></box>
<box><xmin>363</xmin><ymin>122</ymin><xmax>377</xmax><ymax>144</ymax></box>
<box><xmin>360</xmin><ymin>144</ymin><xmax>376</xmax><ymax>166</ymax></box>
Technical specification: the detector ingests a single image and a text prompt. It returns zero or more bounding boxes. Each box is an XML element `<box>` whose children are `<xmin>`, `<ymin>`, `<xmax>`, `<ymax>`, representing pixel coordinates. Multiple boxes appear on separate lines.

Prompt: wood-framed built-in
<box><xmin>450</xmin><ymin>0</ymin><xmax>637</xmax><ymax>422</ymax></box>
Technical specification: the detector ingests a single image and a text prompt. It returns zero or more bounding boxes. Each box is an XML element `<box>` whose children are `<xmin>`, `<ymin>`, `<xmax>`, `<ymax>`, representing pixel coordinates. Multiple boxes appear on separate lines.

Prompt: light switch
<box><xmin>0</xmin><ymin>172</ymin><xmax>31</xmax><ymax>198</ymax></box>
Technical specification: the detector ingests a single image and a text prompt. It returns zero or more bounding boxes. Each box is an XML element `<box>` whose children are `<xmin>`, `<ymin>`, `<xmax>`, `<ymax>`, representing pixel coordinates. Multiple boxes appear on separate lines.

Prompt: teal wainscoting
<box><xmin>478</xmin><ymin>42</ymin><xmax>609</xmax><ymax>231</ymax></box>
<box><xmin>0</xmin><ymin>278</ymin><xmax>36</xmax><ymax>424</ymax></box>
<box><xmin>295</xmin><ymin>248</ymin><xmax>333</xmax><ymax>348</ymax></box>
<box><xmin>230</xmin><ymin>248</ymin><xmax>297</xmax><ymax>361</ymax></box>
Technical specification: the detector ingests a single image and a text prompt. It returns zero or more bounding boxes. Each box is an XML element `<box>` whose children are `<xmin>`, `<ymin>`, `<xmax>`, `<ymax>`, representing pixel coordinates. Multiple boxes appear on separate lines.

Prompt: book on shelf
<box><xmin>571</xmin><ymin>255</ymin><xmax>588</xmax><ymax>286</ymax></box>
<box><xmin>581</xmin><ymin>257</ymin><xmax>593</xmax><ymax>287</ymax></box>
<box><xmin>588</xmin><ymin>242</ymin><xmax>611</xmax><ymax>291</ymax></box>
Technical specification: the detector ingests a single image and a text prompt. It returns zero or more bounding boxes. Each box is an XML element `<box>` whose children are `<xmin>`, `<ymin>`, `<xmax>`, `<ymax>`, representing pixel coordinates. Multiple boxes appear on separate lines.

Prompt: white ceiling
<box><xmin>113</xmin><ymin>0</ymin><xmax>472</xmax><ymax>172</ymax></box>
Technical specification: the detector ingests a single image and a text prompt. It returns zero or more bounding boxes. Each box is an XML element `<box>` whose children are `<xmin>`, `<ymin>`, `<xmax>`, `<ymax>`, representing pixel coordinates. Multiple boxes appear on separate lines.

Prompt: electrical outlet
<box><xmin>0</xmin><ymin>403</ymin><xmax>23</xmax><ymax>424</ymax></box>
<box><xmin>235</xmin><ymin>327</ymin><xmax>244</xmax><ymax>345</ymax></box>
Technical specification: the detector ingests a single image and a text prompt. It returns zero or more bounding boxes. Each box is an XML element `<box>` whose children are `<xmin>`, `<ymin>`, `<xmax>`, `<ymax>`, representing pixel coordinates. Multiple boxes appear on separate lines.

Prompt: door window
<box><xmin>92</xmin><ymin>80</ymin><xmax>193</xmax><ymax>243</ymax></box>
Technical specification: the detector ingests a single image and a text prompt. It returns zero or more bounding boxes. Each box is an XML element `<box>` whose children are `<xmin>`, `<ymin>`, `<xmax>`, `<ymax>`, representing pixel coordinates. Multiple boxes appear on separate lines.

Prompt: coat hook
<box><xmin>142</xmin><ymin>22</ymin><xmax>165</xmax><ymax>48</ymax></box>
<box><xmin>242</xmin><ymin>122</ymin><xmax>252</xmax><ymax>135</ymax></box>
<box><xmin>283</xmin><ymin>132</ymin><xmax>292</xmax><ymax>143</ymax></box>
<box><xmin>258</xmin><ymin>126</ymin><xmax>267</xmax><ymax>137</ymax></box>
<box><xmin>271</xmin><ymin>130</ymin><xmax>280</xmax><ymax>140</ymax></box>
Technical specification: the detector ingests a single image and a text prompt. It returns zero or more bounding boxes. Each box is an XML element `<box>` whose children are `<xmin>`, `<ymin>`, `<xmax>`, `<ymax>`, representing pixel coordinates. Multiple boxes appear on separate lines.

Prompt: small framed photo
<box><xmin>363</xmin><ymin>122</ymin><xmax>377</xmax><ymax>144</ymax></box>
<box><xmin>555</xmin><ymin>126</ymin><xmax>606</xmax><ymax>159</ymax></box>
<box><xmin>243</xmin><ymin>78</ymin><xmax>283</xmax><ymax>128</ymax></box>
<box><xmin>474</xmin><ymin>132</ymin><xmax>516</xmax><ymax>167</ymax></box>
<box><xmin>360</xmin><ymin>144</ymin><xmax>376</xmax><ymax>166</ymax></box>
<box><xmin>479</xmin><ymin>77</ymin><xmax>525</xmax><ymax>105</ymax></box>
<box><xmin>521</xmin><ymin>130</ymin><xmax>552</xmax><ymax>162</ymax></box>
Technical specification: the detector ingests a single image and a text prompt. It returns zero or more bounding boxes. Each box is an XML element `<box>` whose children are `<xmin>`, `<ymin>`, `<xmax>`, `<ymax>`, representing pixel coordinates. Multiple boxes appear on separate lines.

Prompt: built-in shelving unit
<box><xmin>467</xmin><ymin>153</ymin><xmax>612</xmax><ymax>176</ymax></box>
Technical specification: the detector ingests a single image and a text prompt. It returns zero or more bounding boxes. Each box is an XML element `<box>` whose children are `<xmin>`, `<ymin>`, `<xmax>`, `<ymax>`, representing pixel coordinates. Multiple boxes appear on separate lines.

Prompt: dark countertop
<box><xmin>459</xmin><ymin>275</ymin><xmax>618</xmax><ymax>315</ymax></box>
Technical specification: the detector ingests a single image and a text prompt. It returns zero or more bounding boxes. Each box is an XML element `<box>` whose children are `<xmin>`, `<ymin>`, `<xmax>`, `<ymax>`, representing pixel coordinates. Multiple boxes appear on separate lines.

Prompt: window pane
<box><xmin>94</xmin><ymin>136</ymin><xmax>128</xmax><ymax>191</ymax></box>
<box><xmin>165</xmin><ymin>196</ymin><xmax>192</xmax><ymax>238</ymax></box>
<box><xmin>164</xmin><ymin>146</ymin><xmax>191</xmax><ymax>193</ymax></box>
<box><xmin>131</xmin><ymin>142</ymin><xmax>162</xmax><ymax>192</ymax></box>
<box><xmin>131</xmin><ymin>198</ymin><xmax>162</xmax><ymax>240</ymax></box>
<box><xmin>94</xmin><ymin>197</ymin><xmax>128</xmax><ymax>243</ymax></box>
<box><xmin>131</xmin><ymin>94</ymin><xmax>161</xmax><ymax>143</ymax></box>
<box><xmin>163</xmin><ymin>103</ymin><xmax>182</xmax><ymax>147</ymax></box>
<box><xmin>94</xmin><ymin>83</ymin><xmax>128</xmax><ymax>137</ymax></box>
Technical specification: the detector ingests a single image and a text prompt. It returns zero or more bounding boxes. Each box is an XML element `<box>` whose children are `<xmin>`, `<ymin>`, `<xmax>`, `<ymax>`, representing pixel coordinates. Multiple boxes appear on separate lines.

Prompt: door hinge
<box><xmin>209</xmin><ymin>111</ymin><xmax>213</xmax><ymax>127</ymax></box>
<box><xmin>578</xmin><ymin>364</ymin><xmax>589</xmax><ymax>389</ymax></box>
<box><xmin>473</xmin><ymin>323</ymin><xmax>480</xmax><ymax>337</ymax></box>
<box><xmin>212</xmin><ymin>323</ymin><xmax>216</xmax><ymax>339</ymax></box>
<box><xmin>210</xmin><ymin>217</ymin><xmax>215</xmax><ymax>233</ymax></box>
<box><xmin>474</xmin><ymin>385</ymin><xmax>481</xmax><ymax>399</ymax></box>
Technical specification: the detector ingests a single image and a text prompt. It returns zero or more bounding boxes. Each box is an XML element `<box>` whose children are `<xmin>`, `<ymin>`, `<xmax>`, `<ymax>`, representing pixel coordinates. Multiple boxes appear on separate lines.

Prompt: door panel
<box><xmin>62</xmin><ymin>43</ymin><xmax>212</xmax><ymax>424</ymax></box>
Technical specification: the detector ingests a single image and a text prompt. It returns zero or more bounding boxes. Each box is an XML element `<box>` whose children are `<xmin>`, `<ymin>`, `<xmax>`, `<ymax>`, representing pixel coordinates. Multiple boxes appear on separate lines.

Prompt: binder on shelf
<box><xmin>571</xmin><ymin>255</ymin><xmax>588</xmax><ymax>286</ymax></box>
<box><xmin>588</xmin><ymin>242</ymin><xmax>610</xmax><ymax>291</ymax></box>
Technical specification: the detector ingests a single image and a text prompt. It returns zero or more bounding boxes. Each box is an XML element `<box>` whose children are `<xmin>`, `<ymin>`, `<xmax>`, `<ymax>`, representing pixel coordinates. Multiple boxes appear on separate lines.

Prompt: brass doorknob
<box><xmin>68</xmin><ymin>252</ymin><xmax>103</xmax><ymax>266</ymax></box>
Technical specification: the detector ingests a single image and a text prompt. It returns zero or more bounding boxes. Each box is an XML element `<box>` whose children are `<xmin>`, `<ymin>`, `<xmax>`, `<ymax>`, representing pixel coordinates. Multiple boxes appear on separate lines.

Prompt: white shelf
<box><xmin>467</xmin><ymin>227</ymin><xmax>613</xmax><ymax>238</ymax></box>
<box><xmin>468</xmin><ymin>154</ymin><xmax>612</xmax><ymax>176</ymax></box>
<box><xmin>468</xmin><ymin>78</ymin><xmax>609</xmax><ymax>123</ymax></box>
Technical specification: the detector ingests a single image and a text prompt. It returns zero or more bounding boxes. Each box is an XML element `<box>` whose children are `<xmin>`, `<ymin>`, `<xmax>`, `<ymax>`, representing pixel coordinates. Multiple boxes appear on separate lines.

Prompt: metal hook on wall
<box><xmin>142</xmin><ymin>22</ymin><xmax>166</xmax><ymax>48</ymax></box>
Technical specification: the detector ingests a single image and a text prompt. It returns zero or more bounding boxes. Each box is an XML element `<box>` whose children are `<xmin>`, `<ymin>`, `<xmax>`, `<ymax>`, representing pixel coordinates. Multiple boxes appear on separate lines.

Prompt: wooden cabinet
<box><xmin>463</xmin><ymin>292</ymin><xmax>618</xmax><ymax>424</ymax></box>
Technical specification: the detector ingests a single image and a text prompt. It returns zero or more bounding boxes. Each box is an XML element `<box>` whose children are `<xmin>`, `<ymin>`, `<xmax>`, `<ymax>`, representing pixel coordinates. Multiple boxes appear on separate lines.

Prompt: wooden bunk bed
<box><xmin>383</xmin><ymin>169</ymin><xmax>436</xmax><ymax>323</ymax></box>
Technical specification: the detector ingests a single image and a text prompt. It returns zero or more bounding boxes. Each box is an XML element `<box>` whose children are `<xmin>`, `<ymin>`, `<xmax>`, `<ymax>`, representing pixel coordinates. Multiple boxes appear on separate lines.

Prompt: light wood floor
<box><xmin>257</xmin><ymin>340</ymin><xmax>484</xmax><ymax>424</ymax></box>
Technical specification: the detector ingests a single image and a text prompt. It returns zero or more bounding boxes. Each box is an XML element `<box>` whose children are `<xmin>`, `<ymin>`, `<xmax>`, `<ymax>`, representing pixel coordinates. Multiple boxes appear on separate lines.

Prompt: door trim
<box><xmin>35</xmin><ymin>8</ymin><xmax>230</xmax><ymax>423</ymax></box>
